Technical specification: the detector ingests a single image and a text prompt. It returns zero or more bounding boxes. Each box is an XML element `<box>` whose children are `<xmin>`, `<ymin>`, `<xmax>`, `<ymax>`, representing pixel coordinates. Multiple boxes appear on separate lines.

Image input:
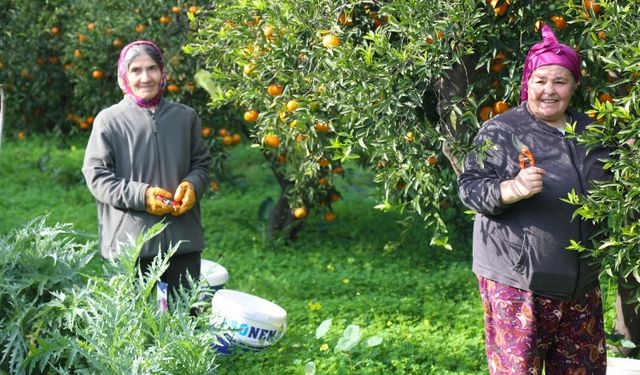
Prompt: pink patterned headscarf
<box><xmin>117</xmin><ymin>40</ymin><xmax>166</xmax><ymax>108</ymax></box>
<box><xmin>520</xmin><ymin>24</ymin><xmax>581</xmax><ymax>103</ymax></box>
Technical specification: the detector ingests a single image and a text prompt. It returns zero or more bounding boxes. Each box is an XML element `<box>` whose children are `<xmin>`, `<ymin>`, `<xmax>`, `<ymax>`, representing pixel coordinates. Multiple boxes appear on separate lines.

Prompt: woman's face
<box><xmin>526</xmin><ymin>65</ymin><xmax>577</xmax><ymax>127</ymax></box>
<box><xmin>126</xmin><ymin>54</ymin><xmax>162</xmax><ymax>100</ymax></box>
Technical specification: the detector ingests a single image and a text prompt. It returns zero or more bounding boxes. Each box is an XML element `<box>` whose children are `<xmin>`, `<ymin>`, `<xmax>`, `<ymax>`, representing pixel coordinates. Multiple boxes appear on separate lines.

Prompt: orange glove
<box><xmin>145</xmin><ymin>186</ymin><xmax>176</xmax><ymax>216</ymax></box>
<box><xmin>171</xmin><ymin>181</ymin><xmax>196</xmax><ymax>216</ymax></box>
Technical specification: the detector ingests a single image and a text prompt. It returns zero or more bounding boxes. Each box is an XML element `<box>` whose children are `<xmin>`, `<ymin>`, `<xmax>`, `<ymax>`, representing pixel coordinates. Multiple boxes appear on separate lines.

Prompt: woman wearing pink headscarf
<box><xmin>458</xmin><ymin>25</ymin><xmax>611</xmax><ymax>374</ymax></box>
<box><xmin>83</xmin><ymin>41</ymin><xmax>211</xmax><ymax>300</ymax></box>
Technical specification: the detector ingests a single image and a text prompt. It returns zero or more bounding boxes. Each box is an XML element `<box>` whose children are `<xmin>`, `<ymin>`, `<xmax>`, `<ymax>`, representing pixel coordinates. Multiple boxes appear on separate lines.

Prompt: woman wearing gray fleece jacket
<box><xmin>457</xmin><ymin>26</ymin><xmax>611</xmax><ymax>374</ymax></box>
<box><xmin>83</xmin><ymin>41</ymin><xmax>211</xmax><ymax>296</ymax></box>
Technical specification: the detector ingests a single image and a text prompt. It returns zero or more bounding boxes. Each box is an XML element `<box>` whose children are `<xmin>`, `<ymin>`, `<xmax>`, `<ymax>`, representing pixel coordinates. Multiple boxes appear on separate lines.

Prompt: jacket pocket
<box><xmin>507</xmin><ymin>229</ymin><xmax>529</xmax><ymax>274</ymax></box>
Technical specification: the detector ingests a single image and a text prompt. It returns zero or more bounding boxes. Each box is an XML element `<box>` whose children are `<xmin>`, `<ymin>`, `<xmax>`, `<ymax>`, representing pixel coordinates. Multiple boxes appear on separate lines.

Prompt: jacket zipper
<box><xmin>566</xmin><ymin>137</ymin><xmax>586</xmax><ymax>300</ymax></box>
<box><xmin>149</xmin><ymin>109</ymin><xmax>169</xmax><ymax>253</ymax></box>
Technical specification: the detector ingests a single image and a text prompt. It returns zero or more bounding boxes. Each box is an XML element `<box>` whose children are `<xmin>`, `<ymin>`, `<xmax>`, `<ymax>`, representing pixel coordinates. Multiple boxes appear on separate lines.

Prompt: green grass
<box><xmin>0</xmin><ymin>135</ymin><xmax>620</xmax><ymax>374</ymax></box>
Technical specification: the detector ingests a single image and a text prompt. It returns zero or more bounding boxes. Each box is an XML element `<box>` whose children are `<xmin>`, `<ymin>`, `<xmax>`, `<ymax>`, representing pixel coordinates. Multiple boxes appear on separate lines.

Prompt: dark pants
<box><xmin>138</xmin><ymin>251</ymin><xmax>201</xmax><ymax>297</ymax></box>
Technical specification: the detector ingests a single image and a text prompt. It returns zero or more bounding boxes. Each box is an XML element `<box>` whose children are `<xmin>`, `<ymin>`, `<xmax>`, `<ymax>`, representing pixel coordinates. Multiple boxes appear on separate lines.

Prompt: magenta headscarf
<box><xmin>117</xmin><ymin>40</ymin><xmax>166</xmax><ymax>108</ymax></box>
<box><xmin>520</xmin><ymin>24</ymin><xmax>581</xmax><ymax>103</ymax></box>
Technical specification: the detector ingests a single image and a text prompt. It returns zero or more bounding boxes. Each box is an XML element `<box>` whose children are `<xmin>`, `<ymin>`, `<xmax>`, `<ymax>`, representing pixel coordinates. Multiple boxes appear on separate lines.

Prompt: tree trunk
<box><xmin>265</xmin><ymin>156</ymin><xmax>303</xmax><ymax>242</ymax></box>
<box><xmin>436</xmin><ymin>54</ymin><xmax>479</xmax><ymax>177</ymax></box>
<box><xmin>614</xmin><ymin>277</ymin><xmax>640</xmax><ymax>357</ymax></box>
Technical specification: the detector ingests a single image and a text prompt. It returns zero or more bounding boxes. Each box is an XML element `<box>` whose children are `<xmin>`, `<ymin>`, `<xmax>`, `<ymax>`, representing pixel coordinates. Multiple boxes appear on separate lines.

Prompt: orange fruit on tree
<box><xmin>404</xmin><ymin>131</ymin><xmax>415</xmax><ymax>142</ymax></box>
<box><xmin>479</xmin><ymin>106</ymin><xmax>493</xmax><ymax>122</ymax></box>
<box><xmin>92</xmin><ymin>70</ymin><xmax>104</xmax><ymax>80</ymax></box>
<box><xmin>323</xmin><ymin>211</ymin><xmax>336</xmax><ymax>222</ymax></box>
<box><xmin>79</xmin><ymin>121</ymin><xmax>90</xmax><ymax>130</ymax></box>
<box><xmin>490</xmin><ymin>51</ymin><xmax>507</xmax><ymax>73</ymax></box>
<box><xmin>550</xmin><ymin>15</ymin><xmax>567</xmax><ymax>29</ymax></box>
<box><xmin>332</xmin><ymin>166</ymin><xmax>345</xmax><ymax>174</ymax></box>
<box><xmin>598</xmin><ymin>93</ymin><xmax>613</xmax><ymax>103</ymax></box>
<box><xmin>210</xmin><ymin>181</ymin><xmax>220</xmax><ymax>191</ymax></box>
<box><xmin>74</xmin><ymin>49</ymin><xmax>83</xmax><ymax>59</ymax></box>
<box><xmin>436</xmin><ymin>31</ymin><xmax>444</xmax><ymax>40</ymax></box>
<box><xmin>50</xmin><ymin>26</ymin><xmax>60</xmax><ymax>35</ymax></box>
<box><xmin>218</xmin><ymin>128</ymin><xmax>229</xmax><ymax>137</ymax></box>
<box><xmin>338</xmin><ymin>12</ymin><xmax>354</xmax><ymax>27</ymax></box>
<box><xmin>188</xmin><ymin>5</ymin><xmax>198</xmax><ymax>14</ymax></box>
<box><xmin>493</xmin><ymin>1</ymin><xmax>510</xmax><ymax>16</ymax></box>
<box><xmin>222</xmin><ymin>135</ymin><xmax>234</xmax><ymax>146</ymax></box>
<box><xmin>276</xmin><ymin>153</ymin><xmax>287</xmax><ymax>164</ymax></box>
<box><xmin>48</xmin><ymin>55</ymin><xmax>60</xmax><ymax>64</ymax></box>
<box><xmin>318</xmin><ymin>177</ymin><xmax>329</xmax><ymax>186</ymax></box>
<box><xmin>329</xmin><ymin>192</ymin><xmax>341</xmax><ymax>203</ymax></box>
<box><xmin>160</xmin><ymin>15</ymin><xmax>171</xmax><ymax>25</ymax></box>
<box><xmin>597</xmin><ymin>30</ymin><xmax>606</xmax><ymax>40</ymax></box>
<box><xmin>36</xmin><ymin>58</ymin><xmax>45</xmax><ymax>66</ymax></box>
<box><xmin>293</xmin><ymin>207</ymin><xmax>308</xmax><ymax>219</ymax></box>
<box><xmin>584</xmin><ymin>0</ymin><xmax>602</xmax><ymax>14</ymax></box>
<box><xmin>112</xmin><ymin>38</ymin><xmax>123</xmax><ymax>49</ymax></box>
<box><xmin>493</xmin><ymin>100</ymin><xmax>509</xmax><ymax>115</ymax></box>
<box><xmin>17</xmin><ymin>131</ymin><xmax>27</xmax><ymax>140</ymax></box>
<box><xmin>201</xmin><ymin>127</ymin><xmax>212</xmax><ymax>138</ymax></box>
<box><xmin>135</xmin><ymin>24</ymin><xmax>146</xmax><ymax>33</ymax></box>
<box><xmin>78</xmin><ymin>34</ymin><xmax>89</xmax><ymax>43</ymax></box>
<box><xmin>425</xmin><ymin>35</ymin><xmax>435</xmax><ymax>45</ymax></box>
<box><xmin>86</xmin><ymin>115</ymin><xmax>95</xmax><ymax>124</ymax></box>
<box><xmin>322</xmin><ymin>34</ymin><xmax>341</xmax><ymax>48</ymax></box>
<box><xmin>243</xmin><ymin>63</ymin><xmax>256</xmax><ymax>75</ymax></box>
<box><xmin>286</xmin><ymin>99</ymin><xmax>299</xmax><ymax>112</ymax></box>
<box><xmin>267</xmin><ymin>83</ymin><xmax>283</xmax><ymax>97</ymax></box>
<box><xmin>243</xmin><ymin>110</ymin><xmax>259</xmax><ymax>123</ymax></box>
<box><xmin>263</xmin><ymin>25</ymin><xmax>274</xmax><ymax>38</ymax></box>
<box><xmin>167</xmin><ymin>84</ymin><xmax>180</xmax><ymax>93</ymax></box>
<box><xmin>231</xmin><ymin>133</ymin><xmax>241</xmax><ymax>145</ymax></box>
<box><xmin>427</xmin><ymin>156</ymin><xmax>437</xmax><ymax>166</ymax></box>
<box><xmin>315</xmin><ymin>122</ymin><xmax>330</xmax><ymax>133</ymax></box>
<box><xmin>317</xmin><ymin>158</ymin><xmax>331</xmax><ymax>167</ymax></box>
<box><xmin>264</xmin><ymin>134</ymin><xmax>281</xmax><ymax>148</ymax></box>
<box><xmin>87</xmin><ymin>22</ymin><xmax>96</xmax><ymax>31</ymax></box>
<box><xmin>172</xmin><ymin>6</ymin><xmax>181</xmax><ymax>15</ymax></box>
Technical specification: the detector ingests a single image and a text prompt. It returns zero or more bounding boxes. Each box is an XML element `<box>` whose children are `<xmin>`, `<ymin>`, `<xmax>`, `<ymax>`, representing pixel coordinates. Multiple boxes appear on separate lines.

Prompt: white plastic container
<box><xmin>607</xmin><ymin>357</ymin><xmax>640</xmax><ymax>374</ymax></box>
<box><xmin>210</xmin><ymin>289</ymin><xmax>287</xmax><ymax>352</ymax></box>
<box><xmin>200</xmin><ymin>259</ymin><xmax>229</xmax><ymax>291</ymax></box>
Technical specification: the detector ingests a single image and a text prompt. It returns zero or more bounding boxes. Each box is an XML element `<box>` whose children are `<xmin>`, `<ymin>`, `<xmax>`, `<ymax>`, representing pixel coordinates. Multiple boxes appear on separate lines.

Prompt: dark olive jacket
<box><xmin>83</xmin><ymin>96</ymin><xmax>211</xmax><ymax>259</ymax></box>
<box><xmin>458</xmin><ymin>103</ymin><xmax>611</xmax><ymax>301</ymax></box>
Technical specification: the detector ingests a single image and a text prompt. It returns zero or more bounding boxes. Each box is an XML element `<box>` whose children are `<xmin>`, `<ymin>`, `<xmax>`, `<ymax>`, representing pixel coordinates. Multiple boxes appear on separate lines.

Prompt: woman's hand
<box><xmin>500</xmin><ymin>166</ymin><xmax>546</xmax><ymax>205</ymax></box>
<box><xmin>171</xmin><ymin>181</ymin><xmax>196</xmax><ymax>216</ymax></box>
<box><xmin>145</xmin><ymin>186</ymin><xmax>176</xmax><ymax>216</ymax></box>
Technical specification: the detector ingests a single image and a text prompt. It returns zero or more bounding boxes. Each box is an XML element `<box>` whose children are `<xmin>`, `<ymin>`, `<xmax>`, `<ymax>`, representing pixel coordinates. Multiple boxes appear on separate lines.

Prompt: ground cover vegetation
<box><xmin>2</xmin><ymin>0</ymin><xmax>640</xmax><ymax>372</ymax></box>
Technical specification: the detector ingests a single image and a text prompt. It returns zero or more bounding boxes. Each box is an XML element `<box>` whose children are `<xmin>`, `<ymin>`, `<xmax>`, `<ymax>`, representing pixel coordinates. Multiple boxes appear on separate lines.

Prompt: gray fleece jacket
<box><xmin>82</xmin><ymin>96</ymin><xmax>211</xmax><ymax>259</ymax></box>
<box><xmin>458</xmin><ymin>103</ymin><xmax>611</xmax><ymax>301</ymax></box>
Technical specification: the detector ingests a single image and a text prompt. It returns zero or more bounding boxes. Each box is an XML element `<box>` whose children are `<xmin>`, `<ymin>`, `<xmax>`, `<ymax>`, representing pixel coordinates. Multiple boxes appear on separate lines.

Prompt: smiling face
<box><xmin>126</xmin><ymin>54</ymin><xmax>162</xmax><ymax>101</ymax></box>
<box><xmin>526</xmin><ymin>64</ymin><xmax>577</xmax><ymax>128</ymax></box>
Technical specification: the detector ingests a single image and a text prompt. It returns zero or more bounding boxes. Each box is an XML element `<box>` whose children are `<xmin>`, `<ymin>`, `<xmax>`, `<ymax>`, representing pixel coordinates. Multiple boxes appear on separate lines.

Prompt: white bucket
<box><xmin>200</xmin><ymin>259</ymin><xmax>229</xmax><ymax>290</ymax></box>
<box><xmin>607</xmin><ymin>357</ymin><xmax>640</xmax><ymax>374</ymax></box>
<box><xmin>210</xmin><ymin>289</ymin><xmax>287</xmax><ymax>353</ymax></box>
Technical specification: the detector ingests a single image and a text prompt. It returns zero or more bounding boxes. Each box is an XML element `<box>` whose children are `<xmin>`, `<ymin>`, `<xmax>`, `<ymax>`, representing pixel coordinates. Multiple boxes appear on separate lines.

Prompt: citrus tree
<box><xmin>184</xmin><ymin>0</ymin><xmax>603</xmax><ymax>243</ymax></box>
<box><xmin>563</xmin><ymin>0</ymin><xmax>640</xmax><ymax>354</ymax></box>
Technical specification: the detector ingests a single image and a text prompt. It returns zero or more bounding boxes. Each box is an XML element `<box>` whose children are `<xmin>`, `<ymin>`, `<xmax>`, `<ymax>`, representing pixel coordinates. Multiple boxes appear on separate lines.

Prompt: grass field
<box><xmin>0</xmin><ymin>135</ymin><xmax>620</xmax><ymax>374</ymax></box>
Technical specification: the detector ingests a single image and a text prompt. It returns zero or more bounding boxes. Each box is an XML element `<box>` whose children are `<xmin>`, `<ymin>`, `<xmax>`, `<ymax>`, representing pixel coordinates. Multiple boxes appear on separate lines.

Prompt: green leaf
<box><xmin>315</xmin><ymin>319</ymin><xmax>332</xmax><ymax>339</ymax></box>
<box><xmin>334</xmin><ymin>324</ymin><xmax>362</xmax><ymax>352</ymax></box>
<box><xmin>365</xmin><ymin>335</ymin><xmax>383</xmax><ymax>347</ymax></box>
